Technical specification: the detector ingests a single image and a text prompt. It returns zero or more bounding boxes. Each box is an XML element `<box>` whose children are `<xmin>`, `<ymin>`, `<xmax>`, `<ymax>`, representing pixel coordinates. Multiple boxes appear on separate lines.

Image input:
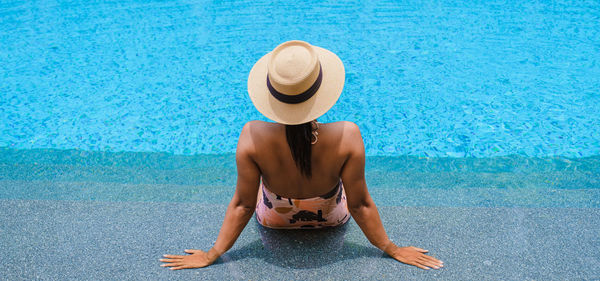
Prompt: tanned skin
<box><xmin>160</xmin><ymin>121</ymin><xmax>444</xmax><ymax>270</ymax></box>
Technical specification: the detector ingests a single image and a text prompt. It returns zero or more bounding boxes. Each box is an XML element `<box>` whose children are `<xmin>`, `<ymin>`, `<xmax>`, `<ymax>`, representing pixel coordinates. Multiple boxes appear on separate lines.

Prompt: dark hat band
<box><xmin>266</xmin><ymin>64</ymin><xmax>322</xmax><ymax>104</ymax></box>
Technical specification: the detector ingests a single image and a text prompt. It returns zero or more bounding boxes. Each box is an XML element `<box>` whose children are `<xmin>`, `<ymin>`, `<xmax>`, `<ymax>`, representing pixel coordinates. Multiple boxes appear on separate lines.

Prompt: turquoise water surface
<box><xmin>2</xmin><ymin>0</ymin><xmax>599</xmax><ymax>157</ymax></box>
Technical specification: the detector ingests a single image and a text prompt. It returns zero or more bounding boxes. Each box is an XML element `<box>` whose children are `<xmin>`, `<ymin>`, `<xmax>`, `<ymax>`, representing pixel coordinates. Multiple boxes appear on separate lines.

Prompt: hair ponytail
<box><xmin>285</xmin><ymin>122</ymin><xmax>313</xmax><ymax>178</ymax></box>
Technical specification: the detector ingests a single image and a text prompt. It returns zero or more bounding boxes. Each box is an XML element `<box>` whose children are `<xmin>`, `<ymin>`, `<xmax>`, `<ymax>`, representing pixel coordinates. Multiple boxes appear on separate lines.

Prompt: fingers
<box><xmin>410</xmin><ymin>246</ymin><xmax>428</xmax><ymax>253</ymax></box>
<box><xmin>406</xmin><ymin>246</ymin><xmax>445</xmax><ymax>270</ymax></box>
<box><xmin>169</xmin><ymin>265</ymin><xmax>192</xmax><ymax>270</ymax></box>
<box><xmin>184</xmin><ymin>249</ymin><xmax>204</xmax><ymax>254</ymax></box>
<box><xmin>414</xmin><ymin>263</ymin><xmax>430</xmax><ymax>270</ymax></box>
<box><xmin>160</xmin><ymin>255</ymin><xmax>184</xmax><ymax>269</ymax></box>
<box><xmin>160</xmin><ymin>262</ymin><xmax>182</xmax><ymax>267</ymax></box>
<box><xmin>420</xmin><ymin>254</ymin><xmax>443</xmax><ymax>265</ymax></box>
<box><xmin>417</xmin><ymin>257</ymin><xmax>442</xmax><ymax>269</ymax></box>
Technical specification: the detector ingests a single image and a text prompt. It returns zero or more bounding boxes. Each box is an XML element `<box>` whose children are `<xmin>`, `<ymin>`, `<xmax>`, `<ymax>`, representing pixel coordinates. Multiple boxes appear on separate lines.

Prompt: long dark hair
<box><xmin>285</xmin><ymin>122</ymin><xmax>314</xmax><ymax>178</ymax></box>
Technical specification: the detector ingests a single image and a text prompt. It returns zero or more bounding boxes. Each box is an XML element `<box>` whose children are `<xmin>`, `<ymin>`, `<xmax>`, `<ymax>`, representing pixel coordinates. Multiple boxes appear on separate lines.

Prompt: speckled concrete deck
<box><xmin>1</xmin><ymin>199</ymin><xmax>599</xmax><ymax>280</ymax></box>
<box><xmin>1</xmin><ymin>149</ymin><xmax>599</xmax><ymax>280</ymax></box>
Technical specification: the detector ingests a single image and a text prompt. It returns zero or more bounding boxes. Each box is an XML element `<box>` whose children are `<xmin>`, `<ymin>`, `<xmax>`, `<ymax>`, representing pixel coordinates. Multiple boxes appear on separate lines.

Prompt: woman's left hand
<box><xmin>160</xmin><ymin>249</ymin><xmax>218</xmax><ymax>270</ymax></box>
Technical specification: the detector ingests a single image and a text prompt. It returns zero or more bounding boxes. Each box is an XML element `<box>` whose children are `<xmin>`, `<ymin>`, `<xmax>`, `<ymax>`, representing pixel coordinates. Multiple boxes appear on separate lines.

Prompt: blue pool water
<box><xmin>2</xmin><ymin>0</ymin><xmax>599</xmax><ymax>157</ymax></box>
<box><xmin>1</xmin><ymin>0</ymin><xmax>599</xmax><ymax>280</ymax></box>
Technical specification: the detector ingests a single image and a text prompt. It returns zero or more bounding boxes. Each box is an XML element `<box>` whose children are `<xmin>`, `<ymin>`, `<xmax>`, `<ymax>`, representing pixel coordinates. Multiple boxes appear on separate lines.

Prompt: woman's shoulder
<box><xmin>242</xmin><ymin>120</ymin><xmax>275</xmax><ymax>128</ymax></box>
<box><xmin>241</xmin><ymin>120</ymin><xmax>281</xmax><ymax>135</ymax></box>
<box><xmin>238</xmin><ymin>121</ymin><xmax>282</xmax><ymax>152</ymax></box>
<box><xmin>238</xmin><ymin>121</ymin><xmax>276</xmax><ymax>152</ymax></box>
<box><xmin>319</xmin><ymin>121</ymin><xmax>364</xmax><ymax>156</ymax></box>
<box><xmin>328</xmin><ymin>121</ymin><xmax>360</xmax><ymax>130</ymax></box>
<box><xmin>321</xmin><ymin>121</ymin><xmax>362</xmax><ymax>138</ymax></box>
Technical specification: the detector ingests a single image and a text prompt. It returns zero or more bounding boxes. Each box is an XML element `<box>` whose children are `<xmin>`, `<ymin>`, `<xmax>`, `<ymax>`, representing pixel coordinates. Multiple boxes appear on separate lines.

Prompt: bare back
<box><xmin>244</xmin><ymin>120</ymin><xmax>354</xmax><ymax>199</ymax></box>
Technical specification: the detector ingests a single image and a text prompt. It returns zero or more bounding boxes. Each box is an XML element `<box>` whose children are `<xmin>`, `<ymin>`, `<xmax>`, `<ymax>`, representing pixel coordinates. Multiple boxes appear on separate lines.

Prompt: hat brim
<box><xmin>247</xmin><ymin>46</ymin><xmax>345</xmax><ymax>125</ymax></box>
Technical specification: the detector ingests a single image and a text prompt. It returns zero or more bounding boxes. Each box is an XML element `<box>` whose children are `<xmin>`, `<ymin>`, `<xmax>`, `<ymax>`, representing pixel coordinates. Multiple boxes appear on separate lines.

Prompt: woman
<box><xmin>160</xmin><ymin>41</ymin><xmax>443</xmax><ymax>270</ymax></box>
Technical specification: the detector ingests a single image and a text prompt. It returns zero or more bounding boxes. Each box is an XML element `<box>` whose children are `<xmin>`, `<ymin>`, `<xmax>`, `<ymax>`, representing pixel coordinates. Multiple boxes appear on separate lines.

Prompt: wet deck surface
<box><xmin>1</xmin><ymin>149</ymin><xmax>599</xmax><ymax>280</ymax></box>
<box><xmin>2</xmin><ymin>199</ymin><xmax>599</xmax><ymax>280</ymax></box>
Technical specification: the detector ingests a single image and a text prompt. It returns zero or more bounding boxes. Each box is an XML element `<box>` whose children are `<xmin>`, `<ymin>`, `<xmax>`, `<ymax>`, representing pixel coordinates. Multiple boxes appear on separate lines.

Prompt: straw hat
<box><xmin>247</xmin><ymin>40</ymin><xmax>345</xmax><ymax>125</ymax></box>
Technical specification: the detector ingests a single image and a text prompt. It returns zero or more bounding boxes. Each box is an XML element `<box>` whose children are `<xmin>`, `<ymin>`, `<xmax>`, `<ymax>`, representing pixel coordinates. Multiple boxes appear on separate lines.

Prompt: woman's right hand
<box><xmin>160</xmin><ymin>248</ymin><xmax>220</xmax><ymax>270</ymax></box>
<box><xmin>384</xmin><ymin>243</ymin><xmax>444</xmax><ymax>270</ymax></box>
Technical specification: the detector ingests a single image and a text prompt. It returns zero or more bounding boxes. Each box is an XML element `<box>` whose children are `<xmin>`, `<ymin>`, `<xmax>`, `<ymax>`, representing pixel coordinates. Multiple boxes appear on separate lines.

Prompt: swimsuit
<box><xmin>255</xmin><ymin>179</ymin><xmax>350</xmax><ymax>229</ymax></box>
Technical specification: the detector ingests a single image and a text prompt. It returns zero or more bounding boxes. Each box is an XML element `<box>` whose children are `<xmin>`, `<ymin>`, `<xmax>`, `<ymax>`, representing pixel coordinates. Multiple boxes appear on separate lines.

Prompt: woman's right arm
<box><xmin>340</xmin><ymin>122</ymin><xmax>444</xmax><ymax>270</ymax></box>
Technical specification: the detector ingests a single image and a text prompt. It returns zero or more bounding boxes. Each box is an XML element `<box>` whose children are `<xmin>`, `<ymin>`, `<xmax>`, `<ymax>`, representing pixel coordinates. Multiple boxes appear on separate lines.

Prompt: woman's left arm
<box><xmin>161</xmin><ymin>123</ymin><xmax>260</xmax><ymax>270</ymax></box>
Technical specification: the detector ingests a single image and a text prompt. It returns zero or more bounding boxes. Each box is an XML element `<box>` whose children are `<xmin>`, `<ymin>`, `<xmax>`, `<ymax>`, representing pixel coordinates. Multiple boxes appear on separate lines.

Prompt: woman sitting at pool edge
<box><xmin>160</xmin><ymin>40</ymin><xmax>444</xmax><ymax>270</ymax></box>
